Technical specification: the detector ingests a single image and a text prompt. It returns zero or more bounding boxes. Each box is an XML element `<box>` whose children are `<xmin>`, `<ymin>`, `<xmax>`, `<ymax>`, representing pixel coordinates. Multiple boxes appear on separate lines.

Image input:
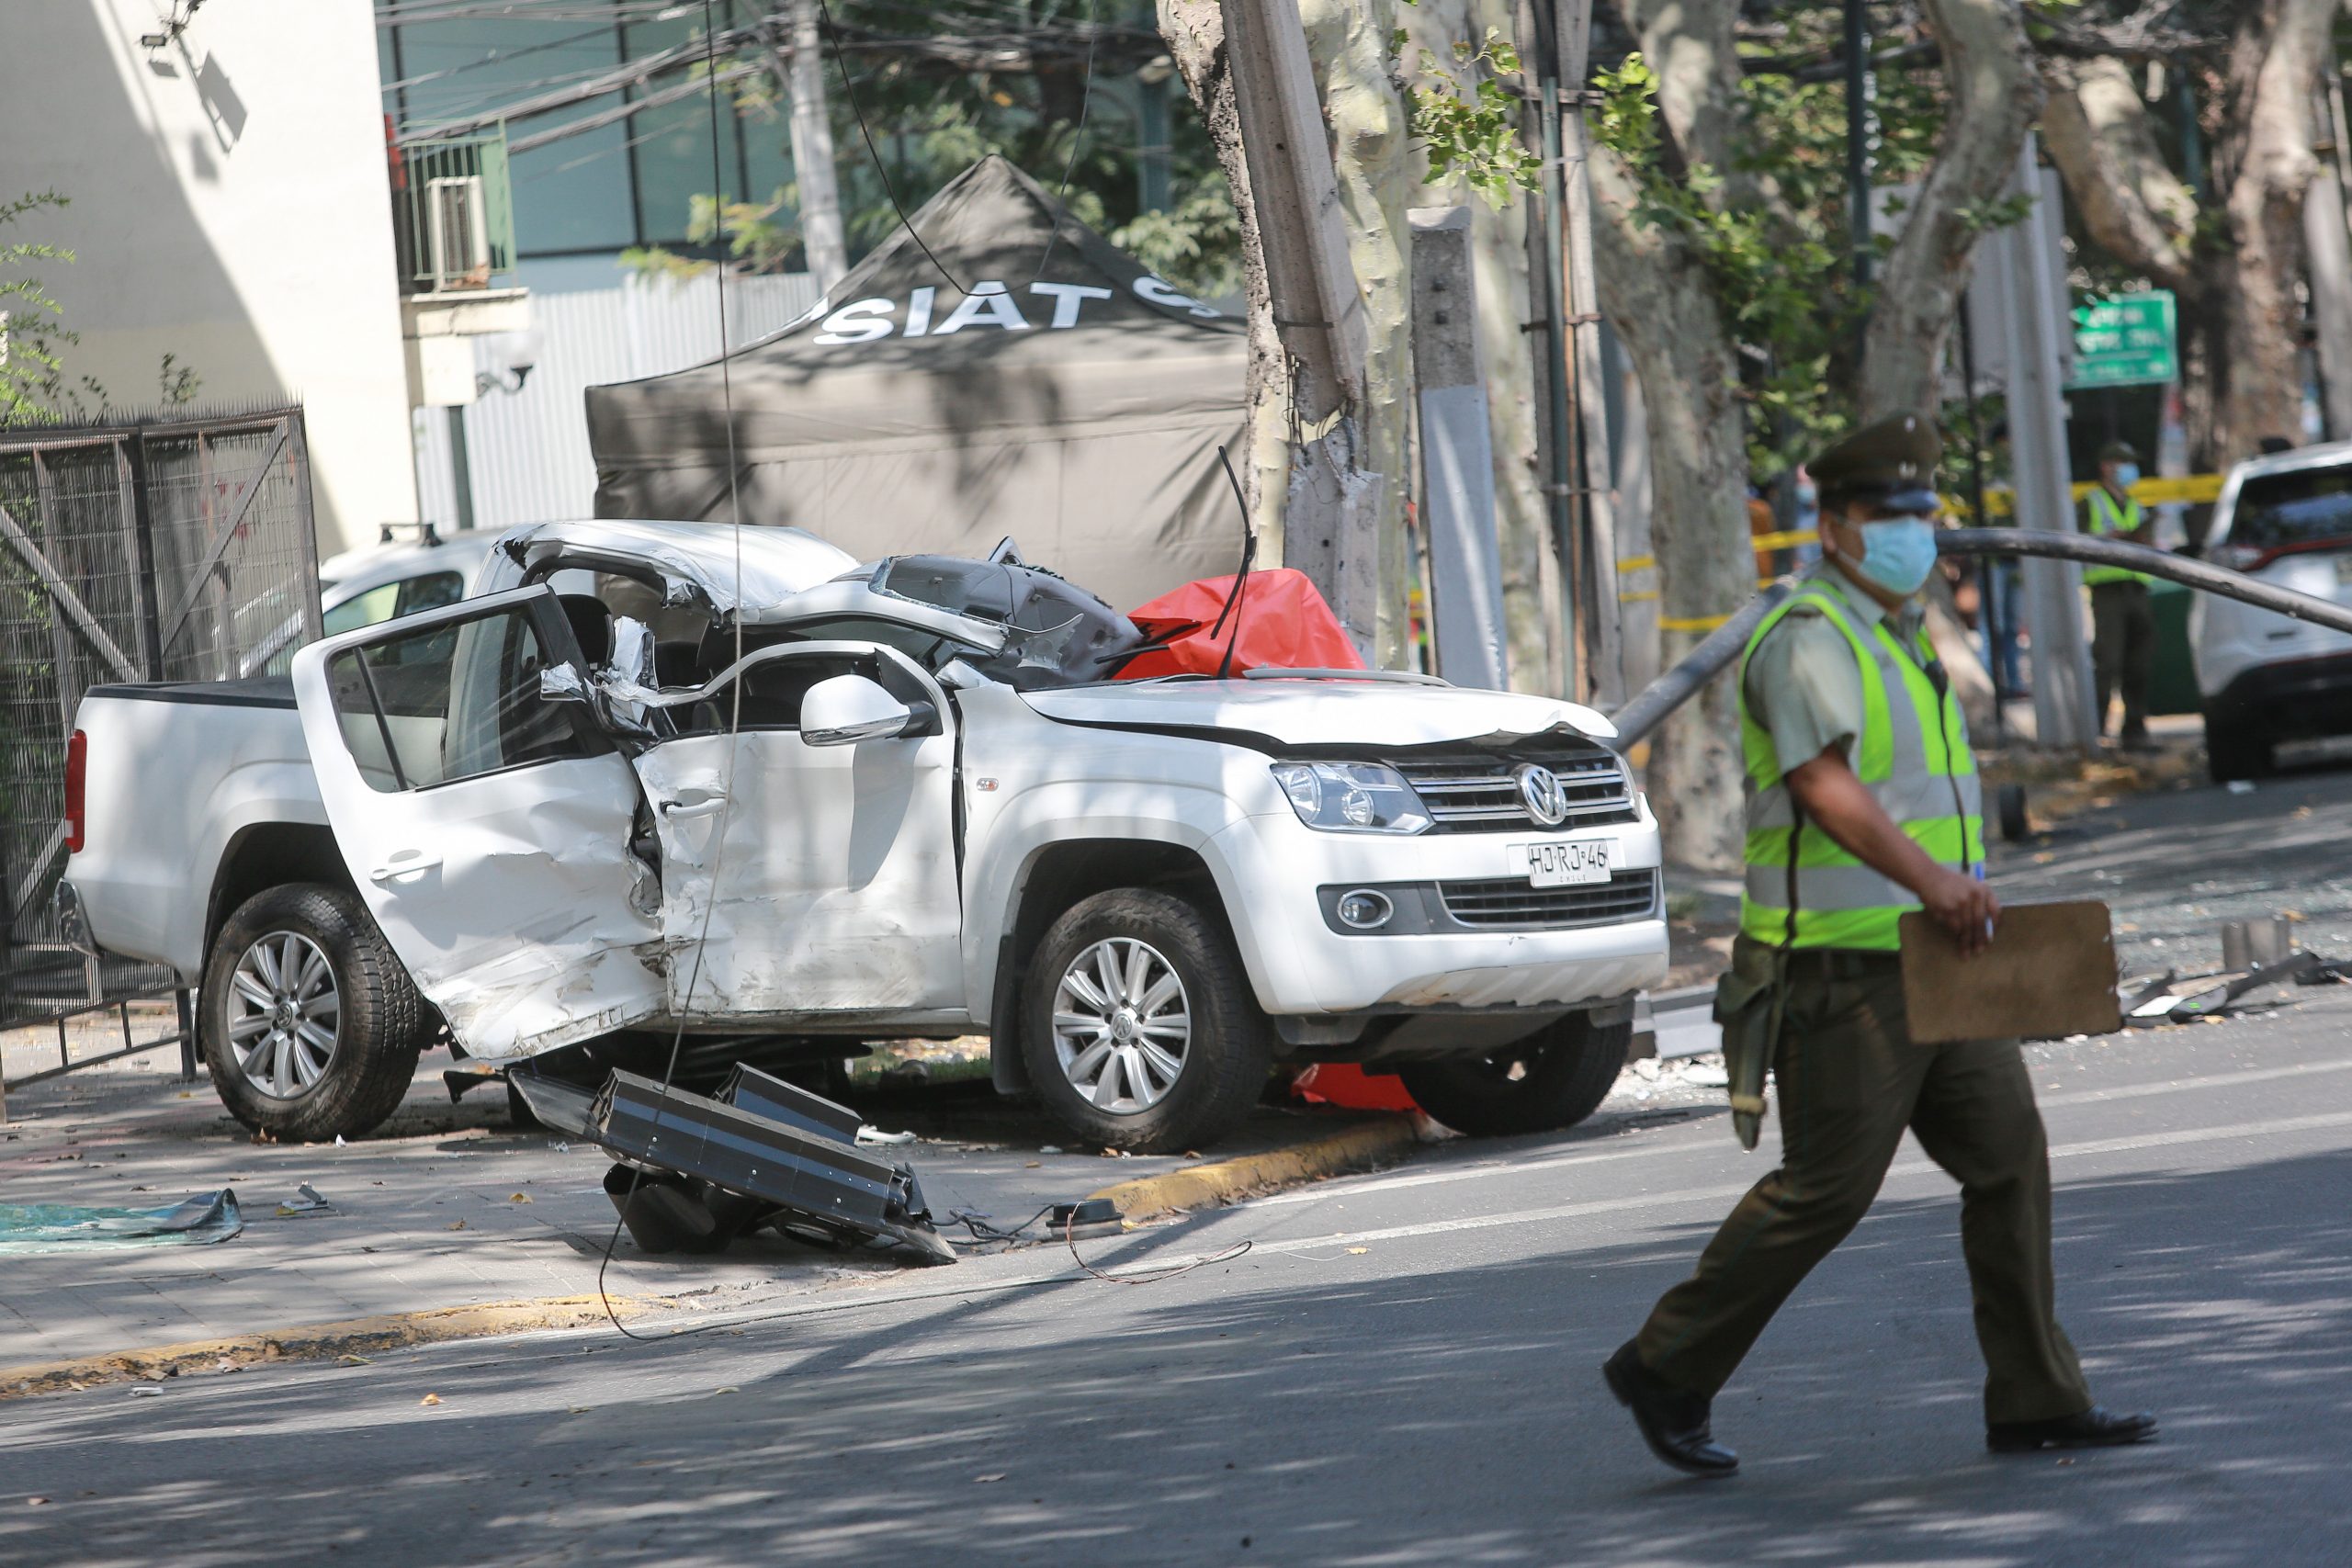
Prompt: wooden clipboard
<box><xmin>1897</xmin><ymin>900</ymin><xmax>2121</xmax><ymax>1044</ymax></box>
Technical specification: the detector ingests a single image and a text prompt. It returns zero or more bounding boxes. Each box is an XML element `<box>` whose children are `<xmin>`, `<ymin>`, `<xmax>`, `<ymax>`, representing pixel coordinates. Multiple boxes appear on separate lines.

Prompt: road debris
<box><xmin>275</xmin><ymin>1183</ymin><xmax>333</xmax><ymax>1218</ymax></box>
<box><xmin>594</xmin><ymin>1065</ymin><xmax>954</xmax><ymax>1263</ymax></box>
<box><xmin>0</xmin><ymin>1190</ymin><xmax>243</xmax><ymax>1254</ymax></box>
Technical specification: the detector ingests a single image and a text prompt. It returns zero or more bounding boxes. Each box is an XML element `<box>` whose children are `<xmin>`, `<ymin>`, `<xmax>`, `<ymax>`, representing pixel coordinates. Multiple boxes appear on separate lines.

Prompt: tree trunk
<box><xmin>1301</xmin><ymin>0</ymin><xmax>1415</xmax><ymax>664</ymax></box>
<box><xmin>2213</xmin><ymin>0</ymin><xmax>2336</xmax><ymax>463</ymax></box>
<box><xmin>1589</xmin><ymin>0</ymin><xmax>1749</xmax><ymax>872</ymax></box>
<box><xmin>1159</xmin><ymin>1</ymin><xmax>1291</xmax><ymax>544</ymax></box>
<box><xmin>2041</xmin><ymin>3</ymin><xmax>2336</xmax><ymax>469</ymax></box>
<box><xmin>1859</xmin><ymin>0</ymin><xmax>2044</xmax><ymax>418</ymax></box>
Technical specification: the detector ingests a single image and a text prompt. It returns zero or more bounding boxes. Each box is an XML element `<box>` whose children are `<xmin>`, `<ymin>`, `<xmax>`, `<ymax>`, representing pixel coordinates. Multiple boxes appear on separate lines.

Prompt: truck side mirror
<box><xmin>802</xmin><ymin>673</ymin><xmax>927</xmax><ymax>746</ymax></box>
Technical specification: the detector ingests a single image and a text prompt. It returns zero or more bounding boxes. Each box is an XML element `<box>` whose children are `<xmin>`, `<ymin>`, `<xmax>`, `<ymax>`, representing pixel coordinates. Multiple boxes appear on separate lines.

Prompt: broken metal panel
<box><xmin>476</xmin><ymin>520</ymin><xmax>859</xmax><ymax>622</ymax></box>
<box><xmin>289</xmin><ymin>588</ymin><xmax>667</xmax><ymax>1061</ymax></box>
<box><xmin>593</xmin><ymin>1066</ymin><xmax>954</xmax><ymax>1263</ymax></box>
<box><xmin>630</xmin><ymin>715</ymin><xmax>964</xmax><ymax>1021</ymax></box>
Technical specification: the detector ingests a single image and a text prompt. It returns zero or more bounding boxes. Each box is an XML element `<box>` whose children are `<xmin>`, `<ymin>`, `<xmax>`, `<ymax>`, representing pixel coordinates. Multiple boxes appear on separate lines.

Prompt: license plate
<box><xmin>1519</xmin><ymin>839</ymin><xmax>1614</xmax><ymax>888</ymax></box>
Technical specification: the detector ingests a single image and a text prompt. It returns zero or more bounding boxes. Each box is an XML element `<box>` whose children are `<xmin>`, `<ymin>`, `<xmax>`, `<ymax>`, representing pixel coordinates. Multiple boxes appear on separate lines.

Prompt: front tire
<box><xmin>2202</xmin><ymin>705</ymin><xmax>2272</xmax><ymax>784</ymax></box>
<box><xmin>1022</xmin><ymin>888</ymin><xmax>1270</xmax><ymax>1153</ymax></box>
<box><xmin>1398</xmin><ymin>1010</ymin><xmax>1631</xmax><ymax>1137</ymax></box>
<box><xmin>202</xmin><ymin>884</ymin><xmax>424</xmax><ymax>1142</ymax></box>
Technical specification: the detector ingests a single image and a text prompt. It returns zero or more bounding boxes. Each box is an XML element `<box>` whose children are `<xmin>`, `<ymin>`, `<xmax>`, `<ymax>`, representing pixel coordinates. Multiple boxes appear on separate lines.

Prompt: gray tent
<box><xmin>586</xmin><ymin>156</ymin><xmax>1248</xmax><ymax>613</ymax></box>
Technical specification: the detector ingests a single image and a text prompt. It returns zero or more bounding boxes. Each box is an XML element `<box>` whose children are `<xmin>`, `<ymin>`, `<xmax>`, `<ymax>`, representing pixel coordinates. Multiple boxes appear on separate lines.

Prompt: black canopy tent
<box><xmin>585</xmin><ymin>156</ymin><xmax>1249</xmax><ymax>612</ymax></box>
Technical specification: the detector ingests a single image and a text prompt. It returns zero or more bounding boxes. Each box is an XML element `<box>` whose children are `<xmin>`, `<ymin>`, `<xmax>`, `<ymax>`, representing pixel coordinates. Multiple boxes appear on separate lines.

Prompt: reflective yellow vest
<box><xmin>1738</xmin><ymin>580</ymin><xmax>1984</xmax><ymax>951</ymax></box>
<box><xmin>2082</xmin><ymin>488</ymin><xmax>2151</xmax><ymax>585</ymax></box>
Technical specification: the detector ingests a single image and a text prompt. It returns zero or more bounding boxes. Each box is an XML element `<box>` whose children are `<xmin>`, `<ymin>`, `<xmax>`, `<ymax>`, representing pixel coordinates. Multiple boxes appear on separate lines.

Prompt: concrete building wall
<box><xmin>0</xmin><ymin>0</ymin><xmax>416</xmax><ymax>555</ymax></box>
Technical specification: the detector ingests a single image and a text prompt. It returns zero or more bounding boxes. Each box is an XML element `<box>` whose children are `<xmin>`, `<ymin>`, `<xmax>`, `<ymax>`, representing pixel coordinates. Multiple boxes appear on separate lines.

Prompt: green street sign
<box><xmin>2068</xmin><ymin>290</ymin><xmax>2177</xmax><ymax>389</ymax></box>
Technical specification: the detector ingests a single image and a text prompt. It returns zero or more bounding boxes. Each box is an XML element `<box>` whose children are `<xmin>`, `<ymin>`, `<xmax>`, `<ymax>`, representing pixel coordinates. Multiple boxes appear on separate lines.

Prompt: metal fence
<box><xmin>0</xmin><ymin>406</ymin><xmax>322</xmax><ymax>1033</ymax></box>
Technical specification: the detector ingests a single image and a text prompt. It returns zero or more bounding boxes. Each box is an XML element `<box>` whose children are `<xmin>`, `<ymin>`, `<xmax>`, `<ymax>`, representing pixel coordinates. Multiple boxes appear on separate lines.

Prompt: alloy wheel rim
<box><xmin>227</xmin><ymin>931</ymin><xmax>341</xmax><ymax>1100</ymax></box>
<box><xmin>1051</xmin><ymin>937</ymin><xmax>1191</xmax><ymax>1114</ymax></box>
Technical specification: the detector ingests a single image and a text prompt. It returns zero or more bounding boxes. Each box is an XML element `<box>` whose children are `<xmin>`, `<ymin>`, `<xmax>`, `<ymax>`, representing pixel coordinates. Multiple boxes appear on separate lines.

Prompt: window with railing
<box><xmin>390</xmin><ymin>128</ymin><xmax>518</xmax><ymax>294</ymax></box>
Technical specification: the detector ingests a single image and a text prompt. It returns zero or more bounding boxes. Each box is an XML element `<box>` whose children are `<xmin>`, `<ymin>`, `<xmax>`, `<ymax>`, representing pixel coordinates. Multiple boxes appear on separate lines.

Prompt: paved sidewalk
<box><xmin>0</xmin><ymin>1054</ymin><xmax>1394</xmax><ymax>1369</ymax></box>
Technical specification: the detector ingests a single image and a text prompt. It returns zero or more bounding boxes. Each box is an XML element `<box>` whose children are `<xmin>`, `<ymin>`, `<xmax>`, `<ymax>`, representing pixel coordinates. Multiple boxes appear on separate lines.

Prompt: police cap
<box><xmin>1812</xmin><ymin>412</ymin><xmax>1943</xmax><ymax>516</ymax></box>
<box><xmin>2098</xmin><ymin>439</ymin><xmax>2140</xmax><ymax>465</ymax></box>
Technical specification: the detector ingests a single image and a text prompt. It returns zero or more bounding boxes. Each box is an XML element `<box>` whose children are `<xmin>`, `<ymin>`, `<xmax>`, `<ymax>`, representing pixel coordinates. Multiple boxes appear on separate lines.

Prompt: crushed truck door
<box><xmin>626</xmin><ymin>641</ymin><xmax>965</xmax><ymax>1019</ymax></box>
<box><xmin>289</xmin><ymin>587</ymin><xmax>666</xmax><ymax>1059</ymax></box>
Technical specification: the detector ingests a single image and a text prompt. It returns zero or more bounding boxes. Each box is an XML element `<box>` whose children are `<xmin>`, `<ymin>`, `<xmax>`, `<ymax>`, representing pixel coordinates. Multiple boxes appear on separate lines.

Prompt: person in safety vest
<box><xmin>2083</xmin><ymin>439</ymin><xmax>2156</xmax><ymax>750</ymax></box>
<box><xmin>1600</xmin><ymin>413</ymin><xmax>2155</xmax><ymax>1478</ymax></box>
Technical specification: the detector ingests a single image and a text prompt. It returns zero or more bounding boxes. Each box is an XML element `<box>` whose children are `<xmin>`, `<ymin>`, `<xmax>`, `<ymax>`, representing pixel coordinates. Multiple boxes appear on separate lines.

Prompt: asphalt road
<box><xmin>8</xmin><ymin>769</ymin><xmax>2352</xmax><ymax>1566</ymax></box>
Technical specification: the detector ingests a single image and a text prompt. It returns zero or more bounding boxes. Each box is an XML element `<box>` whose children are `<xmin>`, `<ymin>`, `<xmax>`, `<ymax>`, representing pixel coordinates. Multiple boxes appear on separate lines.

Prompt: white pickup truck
<box><xmin>61</xmin><ymin>521</ymin><xmax>1668</xmax><ymax>1153</ymax></box>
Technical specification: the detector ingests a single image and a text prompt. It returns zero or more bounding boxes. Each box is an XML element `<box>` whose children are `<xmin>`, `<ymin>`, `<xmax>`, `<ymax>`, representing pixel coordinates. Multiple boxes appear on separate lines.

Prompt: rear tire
<box><xmin>202</xmin><ymin>884</ymin><xmax>424</xmax><ymax>1142</ymax></box>
<box><xmin>1398</xmin><ymin>1011</ymin><xmax>1631</xmax><ymax>1138</ymax></box>
<box><xmin>1022</xmin><ymin>888</ymin><xmax>1271</xmax><ymax>1153</ymax></box>
<box><xmin>2202</xmin><ymin>705</ymin><xmax>2273</xmax><ymax>784</ymax></box>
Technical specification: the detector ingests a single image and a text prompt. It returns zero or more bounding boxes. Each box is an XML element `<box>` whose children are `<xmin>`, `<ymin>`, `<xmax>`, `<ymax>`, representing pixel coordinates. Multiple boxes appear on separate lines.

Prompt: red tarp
<box><xmin>1116</xmin><ymin>569</ymin><xmax>1364</xmax><ymax>680</ymax></box>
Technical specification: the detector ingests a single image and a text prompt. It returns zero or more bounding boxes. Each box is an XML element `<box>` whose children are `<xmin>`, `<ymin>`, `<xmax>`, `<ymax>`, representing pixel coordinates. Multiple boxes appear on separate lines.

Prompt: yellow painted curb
<box><xmin>1089</xmin><ymin>1115</ymin><xmax>1420</xmax><ymax>1223</ymax></box>
<box><xmin>0</xmin><ymin>1293</ymin><xmax>659</xmax><ymax>1402</ymax></box>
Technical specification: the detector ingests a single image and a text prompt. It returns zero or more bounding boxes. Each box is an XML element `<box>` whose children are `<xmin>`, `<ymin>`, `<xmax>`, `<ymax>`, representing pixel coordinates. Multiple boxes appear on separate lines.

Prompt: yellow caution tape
<box><xmin>1749</xmin><ymin>528</ymin><xmax>1818</xmax><ymax>551</ymax></box>
<box><xmin>1618</xmin><ymin>589</ymin><xmax>1660</xmax><ymax>604</ymax></box>
<box><xmin>1616</xmin><ymin>554</ymin><xmax>1656</xmax><ymax>574</ymax></box>
<box><xmin>1954</xmin><ymin>473</ymin><xmax>2225</xmax><ymax>520</ymax></box>
<box><xmin>1658</xmin><ymin>612</ymin><xmax>1736</xmax><ymax>634</ymax></box>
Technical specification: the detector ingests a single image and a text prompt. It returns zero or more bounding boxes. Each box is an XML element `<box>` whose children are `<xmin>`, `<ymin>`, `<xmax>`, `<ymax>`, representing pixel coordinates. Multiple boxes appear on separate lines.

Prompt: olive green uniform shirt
<box><xmin>1741</xmin><ymin>564</ymin><xmax>1928</xmax><ymax>778</ymax></box>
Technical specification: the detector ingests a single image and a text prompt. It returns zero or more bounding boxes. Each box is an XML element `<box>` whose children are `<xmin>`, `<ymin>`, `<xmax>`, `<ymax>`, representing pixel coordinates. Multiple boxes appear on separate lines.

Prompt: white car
<box><xmin>318</xmin><ymin>528</ymin><xmax>502</xmax><ymax>636</ymax></box>
<box><xmin>62</xmin><ymin>522</ymin><xmax>1668</xmax><ymax>1153</ymax></box>
<box><xmin>2191</xmin><ymin>440</ymin><xmax>2352</xmax><ymax>781</ymax></box>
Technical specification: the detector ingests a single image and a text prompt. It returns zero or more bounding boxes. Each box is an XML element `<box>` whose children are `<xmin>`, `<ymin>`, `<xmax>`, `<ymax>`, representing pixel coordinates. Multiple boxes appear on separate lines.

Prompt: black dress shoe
<box><xmin>1603</xmin><ymin>1341</ymin><xmax>1739</xmax><ymax>1477</ymax></box>
<box><xmin>1987</xmin><ymin>1405</ymin><xmax>2158</xmax><ymax>1452</ymax></box>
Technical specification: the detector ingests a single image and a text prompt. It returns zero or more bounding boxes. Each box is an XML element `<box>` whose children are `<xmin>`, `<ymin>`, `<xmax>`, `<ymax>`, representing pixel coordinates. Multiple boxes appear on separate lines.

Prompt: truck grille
<box><xmin>1396</xmin><ymin>743</ymin><xmax>1635</xmax><ymax>833</ymax></box>
<box><xmin>1438</xmin><ymin>870</ymin><xmax>1660</xmax><ymax>930</ymax></box>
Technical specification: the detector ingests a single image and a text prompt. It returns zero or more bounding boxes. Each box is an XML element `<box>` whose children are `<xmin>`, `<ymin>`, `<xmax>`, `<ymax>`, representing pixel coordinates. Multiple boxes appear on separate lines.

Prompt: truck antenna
<box><xmin>1210</xmin><ymin>445</ymin><xmax>1256</xmax><ymax>679</ymax></box>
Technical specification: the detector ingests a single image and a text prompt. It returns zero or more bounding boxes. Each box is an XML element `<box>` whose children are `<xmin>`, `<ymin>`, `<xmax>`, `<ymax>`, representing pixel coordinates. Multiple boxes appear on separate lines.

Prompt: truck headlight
<box><xmin>1269</xmin><ymin>762</ymin><xmax>1430</xmax><ymax>834</ymax></box>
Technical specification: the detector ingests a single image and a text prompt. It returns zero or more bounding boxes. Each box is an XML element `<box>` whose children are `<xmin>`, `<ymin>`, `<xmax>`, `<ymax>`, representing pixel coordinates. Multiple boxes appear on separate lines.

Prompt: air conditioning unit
<box><xmin>424</xmin><ymin>175</ymin><xmax>491</xmax><ymax>291</ymax></box>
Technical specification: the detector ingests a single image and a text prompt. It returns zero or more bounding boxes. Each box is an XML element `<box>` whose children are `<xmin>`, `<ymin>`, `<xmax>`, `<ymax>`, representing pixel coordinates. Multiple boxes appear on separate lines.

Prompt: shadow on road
<box><xmin>6</xmin><ymin>1138</ymin><xmax>2347</xmax><ymax>1566</ymax></box>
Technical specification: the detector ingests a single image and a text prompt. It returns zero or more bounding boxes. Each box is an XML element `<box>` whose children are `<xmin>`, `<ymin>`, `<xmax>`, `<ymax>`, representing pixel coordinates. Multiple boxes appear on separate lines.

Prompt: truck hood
<box><xmin>1020</xmin><ymin>679</ymin><xmax>1618</xmax><ymax>750</ymax></box>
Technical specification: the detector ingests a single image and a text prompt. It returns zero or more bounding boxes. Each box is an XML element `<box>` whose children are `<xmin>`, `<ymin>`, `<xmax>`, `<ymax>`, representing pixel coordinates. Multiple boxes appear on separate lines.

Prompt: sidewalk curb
<box><xmin>0</xmin><ymin>1293</ymin><xmax>654</xmax><ymax>1403</ymax></box>
<box><xmin>3</xmin><ymin>1119</ymin><xmax>1421</xmax><ymax>1402</ymax></box>
<box><xmin>1088</xmin><ymin>1114</ymin><xmax>1423</xmax><ymax>1223</ymax></box>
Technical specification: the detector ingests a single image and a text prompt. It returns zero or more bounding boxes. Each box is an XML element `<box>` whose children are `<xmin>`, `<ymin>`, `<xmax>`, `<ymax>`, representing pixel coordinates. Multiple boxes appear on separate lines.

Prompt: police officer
<box><xmin>1601</xmin><ymin>413</ymin><xmax>2155</xmax><ymax>1477</ymax></box>
<box><xmin>2084</xmin><ymin>440</ymin><xmax>2156</xmax><ymax>749</ymax></box>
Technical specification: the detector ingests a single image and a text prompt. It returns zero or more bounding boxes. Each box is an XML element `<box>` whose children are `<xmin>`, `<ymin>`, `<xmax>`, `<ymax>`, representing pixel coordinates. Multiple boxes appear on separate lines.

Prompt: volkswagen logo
<box><xmin>1515</xmin><ymin>763</ymin><xmax>1571</xmax><ymax>827</ymax></box>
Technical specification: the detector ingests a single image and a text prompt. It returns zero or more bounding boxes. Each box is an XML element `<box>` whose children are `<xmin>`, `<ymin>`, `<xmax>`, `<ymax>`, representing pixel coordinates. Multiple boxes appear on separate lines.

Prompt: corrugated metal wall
<box><xmin>413</xmin><ymin>271</ymin><xmax>822</xmax><ymax>532</ymax></box>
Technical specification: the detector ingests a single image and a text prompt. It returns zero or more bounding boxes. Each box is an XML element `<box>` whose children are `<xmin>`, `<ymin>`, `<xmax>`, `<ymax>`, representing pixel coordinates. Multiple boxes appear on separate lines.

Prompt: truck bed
<box><xmin>67</xmin><ymin>678</ymin><xmax>322</xmax><ymax>976</ymax></box>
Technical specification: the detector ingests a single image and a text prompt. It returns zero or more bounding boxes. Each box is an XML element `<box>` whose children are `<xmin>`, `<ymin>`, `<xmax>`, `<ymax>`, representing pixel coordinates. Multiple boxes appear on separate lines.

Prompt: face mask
<box><xmin>1852</xmin><ymin>517</ymin><xmax>1939</xmax><ymax>597</ymax></box>
<box><xmin>2112</xmin><ymin>463</ymin><xmax>2142</xmax><ymax>489</ymax></box>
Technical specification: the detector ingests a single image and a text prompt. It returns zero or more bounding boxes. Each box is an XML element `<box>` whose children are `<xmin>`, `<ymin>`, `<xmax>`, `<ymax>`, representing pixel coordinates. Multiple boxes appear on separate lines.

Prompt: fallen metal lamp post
<box><xmin>1607</xmin><ymin>532</ymin><xmax>2352</xmax><ymax>749</ymax></box>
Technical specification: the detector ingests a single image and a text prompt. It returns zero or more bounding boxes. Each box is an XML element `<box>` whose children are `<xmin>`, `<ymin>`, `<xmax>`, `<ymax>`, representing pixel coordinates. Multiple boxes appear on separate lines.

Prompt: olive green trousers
<box><xmin>1634</xmin><ymin>946</ymin><xmax>2094</xmax><ymax>1425</ymax></box>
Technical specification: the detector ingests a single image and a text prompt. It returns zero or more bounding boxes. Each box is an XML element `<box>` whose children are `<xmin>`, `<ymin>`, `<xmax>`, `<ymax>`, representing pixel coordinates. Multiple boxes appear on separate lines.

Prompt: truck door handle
<box><xmin>368</xmin><ymin>853</ymin><xmax>443</xmax><ymax>884</ymax></box>
<box><xmin>661</xmin><ymin>795</ymin><xmax>729</xmax><ymax>819</ymax></box>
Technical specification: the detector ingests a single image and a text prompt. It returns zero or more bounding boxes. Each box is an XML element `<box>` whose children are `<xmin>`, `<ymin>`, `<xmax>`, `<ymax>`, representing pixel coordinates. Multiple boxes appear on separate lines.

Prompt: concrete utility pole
<box><xmin>1217</xmin><ymin>0</ymin><xmax>1381</xmax><ymax>656</ymax></box>
<box><xmin>1997</xmin><ymin>136</ymin><xmax>2098</xmax><ymax>750</ymax></box>
<box><xmin>783</xmin><ymin>0</ymin><xmax>848</xmax><ymax>292</ymax></box>
<box><xmin>1409</xmin><ymin>207</ymin><xmax>1508</xmax><ymax>690</ymax></box>
<box><xmin>1553</xmin><ymin>0</ymin><xmax>1623</xmax><ymax>707</ymax></box>
<box><xmin>2307</xmin><ymin>76</ymin><xmax>2352</xmax><ymax>443</ymax></box>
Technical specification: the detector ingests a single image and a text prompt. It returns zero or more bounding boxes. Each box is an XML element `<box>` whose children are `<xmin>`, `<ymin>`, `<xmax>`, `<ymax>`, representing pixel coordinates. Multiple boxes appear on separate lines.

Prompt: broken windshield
<box><xmin>859</xmin><ymin>554</ymin><xmax>1147</xmax><ymax>690</ymax></box>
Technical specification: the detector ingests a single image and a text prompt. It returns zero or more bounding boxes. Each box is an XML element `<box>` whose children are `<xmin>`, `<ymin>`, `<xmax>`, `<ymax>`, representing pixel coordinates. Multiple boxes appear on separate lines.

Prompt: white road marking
<box><xmin>1239</xmin><ymin>1108</ymin><xmax>2352</xmax><ymax>1258</ymax></box>
<box><xmin>2033</xmin><ymin>1054</ymin><xmax>2352</xmax><ymax>1108</ymax></box>
<box><xmin>1249</xmin><ymin>1054</ymin><xmax>2352</xmax><ymax>1212</ymax></box>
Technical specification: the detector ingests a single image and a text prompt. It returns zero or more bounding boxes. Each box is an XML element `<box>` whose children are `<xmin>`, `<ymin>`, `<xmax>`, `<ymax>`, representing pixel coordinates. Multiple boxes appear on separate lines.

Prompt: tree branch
<box><xmin>1860</xmin><ymin>0</ymin><xmax>2045</xmax><ymax>419</ymax></box>
<box><xmin>2038</xmin><ymin>54</ymin><xmax>2199</xmax><ymax>296</ymax></box>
